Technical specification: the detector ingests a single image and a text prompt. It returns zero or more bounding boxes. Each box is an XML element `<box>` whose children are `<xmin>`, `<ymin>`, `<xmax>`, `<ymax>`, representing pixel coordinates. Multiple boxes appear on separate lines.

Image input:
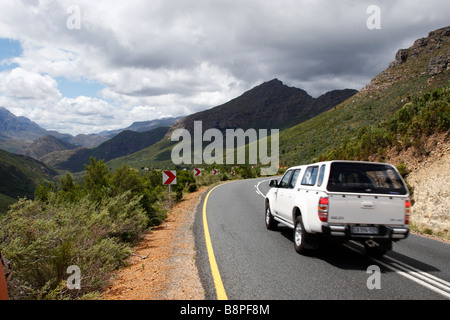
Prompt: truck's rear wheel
<box><xmin>294</xmin><ymin>216</ymin><xmax>309</xmax><ymax>254</ymax></box>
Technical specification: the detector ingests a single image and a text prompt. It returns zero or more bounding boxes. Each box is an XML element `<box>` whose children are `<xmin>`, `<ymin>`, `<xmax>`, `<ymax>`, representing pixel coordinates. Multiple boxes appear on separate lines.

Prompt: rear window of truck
<box><xmin>327</xmin><ymin>162</ymin><xmax>407</xmax><ymax>195</ymax></box>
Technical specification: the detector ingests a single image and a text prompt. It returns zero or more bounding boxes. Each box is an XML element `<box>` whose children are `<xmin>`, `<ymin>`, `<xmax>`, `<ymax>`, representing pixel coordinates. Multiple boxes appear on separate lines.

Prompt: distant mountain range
<box><xmin>0</xmin><ymin>106</ymin><xmax>109</xmax><ymax>153</ymax></box>
<box><xmin>99</xmin><ymin>116</ymin><xmax>183</xmax><ymax>138</ymax></box>
<box><xmin>46</xmin><ymin>127</ymin><xmax>170</xmax><ymax>172</ymax></box>
<box><xmin>0</xmin><ymin>79</ymin><xmax>357</xmax><ymax>173</ymax></box>
<box><xmin>0</xmin><ymin>106</ymin><xmax>182</xmax><ymax>154</ymax></box>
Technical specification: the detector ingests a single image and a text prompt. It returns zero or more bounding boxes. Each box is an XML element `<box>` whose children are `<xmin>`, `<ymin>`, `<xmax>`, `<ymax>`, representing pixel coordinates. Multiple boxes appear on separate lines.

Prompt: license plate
<box><xmin>352</xmin><ymin>226</ymin><xmax>379</xmax><ymax>234</ymax></box>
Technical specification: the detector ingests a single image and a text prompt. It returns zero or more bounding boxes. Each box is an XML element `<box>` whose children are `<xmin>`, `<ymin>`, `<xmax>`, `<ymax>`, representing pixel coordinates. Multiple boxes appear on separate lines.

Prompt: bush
<box><xmin>0</xmin><ymin>158</ymin><xmax>175</xmax><ymax>300</ymax></box>
<box><xmin>172</xmin><ymin>170</ymin><xmax>197</xmax><ymax>201</ymax></box>
<box><xmin>0</xmin><ymin>193</ymin><xmax>146</xmax><ymax>299</ymax></box>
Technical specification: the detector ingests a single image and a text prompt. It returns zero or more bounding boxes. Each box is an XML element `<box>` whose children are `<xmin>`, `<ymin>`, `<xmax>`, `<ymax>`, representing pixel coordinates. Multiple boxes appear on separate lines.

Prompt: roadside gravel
<box><xmin>102</xmin><ymin>187</ymin><xmax>209</xmax><ymax>300</ymax></box>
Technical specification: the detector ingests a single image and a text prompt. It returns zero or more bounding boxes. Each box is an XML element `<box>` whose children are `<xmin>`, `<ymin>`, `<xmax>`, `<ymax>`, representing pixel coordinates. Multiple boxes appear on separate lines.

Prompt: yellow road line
<box><xmin>203</xmin><ymin>184</ymin><xmax>228</xmax><ymax>300</ymax></box>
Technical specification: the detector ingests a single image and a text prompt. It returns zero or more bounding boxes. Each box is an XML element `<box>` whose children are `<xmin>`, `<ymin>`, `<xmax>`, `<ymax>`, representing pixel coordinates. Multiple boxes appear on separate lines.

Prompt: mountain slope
<box><xmin>168</xmin><ymin>79</ymin><xmax>357</xmax><ymax>134</ymax></box>
<box><xmin>0</xmin><ymin>107</ymin><xmax>48</xmax><ymax>141</ymax></box>
<box><xmin>279</xmin><ymin>25</ymin><xmax>449</xmax><ymax>167</ymax></box>
<box><xmin>0</xmin><ymin>149</ymin><xmax>57</xmax><ymax>204</ymax></box>
<box><xmin>50</xmin><ymin>126</ymin><xmax>170</xmax><ymax>172</ymax></box>
<box><xmin>18</xmin><ymin>135</ymin><xmax>77</xmax><ymax>160</ymax></box>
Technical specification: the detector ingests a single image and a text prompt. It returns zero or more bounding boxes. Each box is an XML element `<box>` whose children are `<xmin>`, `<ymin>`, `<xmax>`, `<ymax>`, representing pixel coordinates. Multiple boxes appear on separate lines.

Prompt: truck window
<box><xmin>289</xmin><ymin>169</ymin><xmax>301</xmax><ymax>188</ymax></box>
<box><xmin>327</xmin><ymin>162</ymin><xmax>407</xmax><ymax>195</ymax></box>
<box><xmin>279</xmin><ymin>170</ymin><xmax>294</xmax><ymax>188</ymax></box>
<box><xmin>317</xmin><ymin>165</ymin><xmax>326</xmax><ymax>187</ymax></box>
<box><xmin>301</xmin><ymin>166</ymin><xmax>319</xmax><ymax>186</ymax></box>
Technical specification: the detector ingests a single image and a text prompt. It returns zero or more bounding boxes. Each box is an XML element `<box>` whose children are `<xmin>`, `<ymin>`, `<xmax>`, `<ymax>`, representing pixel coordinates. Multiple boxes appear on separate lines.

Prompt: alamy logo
<box><xmin>66</xmin><ymin>265</ymin><xmax>81</xmax><ymax>290</ymax></box>
<box><xmin>366</xmin><ymin>265</ymin><xmax>381</xmax><ymax>290</ymax></box>
<box><xmin>66</xmin><ymin>5</ymin><xmax>81</xmax><ymax>30</ymax></box>
<box><xmin>171</xmin><ymin>121</ymin><xmax>279</xmax><ymax>175</ymax></box>
<box><xmin>366</xmin><ymin>5</ymin><xmax>381</xmax><ymax>30</ymax></box>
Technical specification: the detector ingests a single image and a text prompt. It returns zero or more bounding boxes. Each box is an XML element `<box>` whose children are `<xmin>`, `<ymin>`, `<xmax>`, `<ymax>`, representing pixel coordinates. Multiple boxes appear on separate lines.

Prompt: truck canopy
<box><xmin>326</xmin><ymin>162</ymin><xmax>408</xmax><ymax>195</ymax></box>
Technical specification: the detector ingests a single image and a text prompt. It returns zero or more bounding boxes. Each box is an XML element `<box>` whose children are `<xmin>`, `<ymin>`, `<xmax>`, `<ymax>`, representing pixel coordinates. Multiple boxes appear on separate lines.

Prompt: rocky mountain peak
<box><xmin>361</xmin><ymin>25</ymin><xmax>449</xmax><ymax>94</ymax></box>
<box><xmin>168</xmin><ymin>79</ymin><xmax>356</xmax><ymax>136</ymax></box>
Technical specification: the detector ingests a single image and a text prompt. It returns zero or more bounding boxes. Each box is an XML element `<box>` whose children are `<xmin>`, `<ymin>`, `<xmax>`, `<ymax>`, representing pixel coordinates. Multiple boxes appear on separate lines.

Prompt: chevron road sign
<box><xmin>194</xmin><ymin>168</ymin><xmax>202</xmax><ymax>176</ymax></box>
<box><xmin>162</xmin><ymin>170</ymin><xmax>177</xmax><ymax>185</ymax></box>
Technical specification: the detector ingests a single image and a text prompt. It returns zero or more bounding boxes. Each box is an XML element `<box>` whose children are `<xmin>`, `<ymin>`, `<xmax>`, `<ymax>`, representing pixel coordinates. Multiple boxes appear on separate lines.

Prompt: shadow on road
<box><xmin>277</xmin><ymin>225</ymin><xmax>441</xmax><ymax>273</ymax></box>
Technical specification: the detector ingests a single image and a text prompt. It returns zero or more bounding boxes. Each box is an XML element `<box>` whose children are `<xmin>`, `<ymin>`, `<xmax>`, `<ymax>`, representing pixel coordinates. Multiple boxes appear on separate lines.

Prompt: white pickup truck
<box><xmin>265</xmin><ymin>160</ymin><xmax>410</xmax><ymax>256</ymax></box>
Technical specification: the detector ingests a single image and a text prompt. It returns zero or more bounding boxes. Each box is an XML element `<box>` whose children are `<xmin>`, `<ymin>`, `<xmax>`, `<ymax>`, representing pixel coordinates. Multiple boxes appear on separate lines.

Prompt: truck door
<box><xmin>277</xmin><ymin>169</ymin><xmax>301</xmax><ymax>221</ymax></box>
<box><xmin>272</xmin><ymin>170</ymin><xmax>293</xmax><ymax>216</ymax></box>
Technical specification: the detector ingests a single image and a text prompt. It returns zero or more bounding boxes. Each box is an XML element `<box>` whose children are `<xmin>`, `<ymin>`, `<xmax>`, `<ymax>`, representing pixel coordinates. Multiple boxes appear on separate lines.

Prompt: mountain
<box><xmin>106</xmin><ymin>80</ymin><xmax>357</xmax><ymax>170</ymax></box>
<box><xmin>99</xmin><ymin>116</ymin><xmax>183</xmax><ymax>138</ymax></box>
<box><xmin>18</xmin><ymin>135</ymin><xmax>77</xmax><ymax>161</ymax></box>
<box><xmin>279</xmin><ymin>25</ymin><xmax>449</xmax><ymax>166</ymax></box>
<box><xmin>67</xmin><ymin>133</ymin><xmax>109</xmax><ymax>148</ymax></box>
<box><xmin>0</xmin><ymin>106</ymin><xmax>49</xmax><ymax>150</ymax></box>
<box><xmin>168</xmin><ymin>79</ymin><xmax>357</xmax><ymax>135</ymax></box>
<box><xmin>0</xmin><ymin>107</ymin><xmax>108</xmax><ymax>152</ymax></box>
<box><xmin>47</xmin><ymin>126</ymin><xmax>170</xmax><ymax>172</ymax></box>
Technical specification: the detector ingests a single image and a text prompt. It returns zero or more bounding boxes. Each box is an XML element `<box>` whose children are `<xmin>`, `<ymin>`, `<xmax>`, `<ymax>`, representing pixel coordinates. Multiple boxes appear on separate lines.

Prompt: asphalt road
<box><xmin>194</xmin><ymin>177</ymin><xmax>450</xmax><ymax>300</ymax></box>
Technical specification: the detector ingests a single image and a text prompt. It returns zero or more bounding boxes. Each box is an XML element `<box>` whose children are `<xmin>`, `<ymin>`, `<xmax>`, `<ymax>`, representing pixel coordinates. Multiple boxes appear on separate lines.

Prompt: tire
<box><xmin>293</xmin><ymin>215</ymin><xmax>312</xmax><ymax>254</ymax></box>
<box><xmin>265</xmin><ymin>202</ymin><xmax>277</xmax><ymax>231</ymax></box>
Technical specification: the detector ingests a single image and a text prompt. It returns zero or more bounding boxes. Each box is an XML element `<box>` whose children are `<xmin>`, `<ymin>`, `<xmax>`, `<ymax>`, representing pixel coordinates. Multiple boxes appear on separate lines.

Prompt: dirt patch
<box><xmin>102</xmin><ymin>187</ymin><xmax>209</xmax><ymax>300</ymax></box>
<box><xmin>383</xmin><ymin>131</ymin><xmax>449</xmax><ymax>238</ymax></box>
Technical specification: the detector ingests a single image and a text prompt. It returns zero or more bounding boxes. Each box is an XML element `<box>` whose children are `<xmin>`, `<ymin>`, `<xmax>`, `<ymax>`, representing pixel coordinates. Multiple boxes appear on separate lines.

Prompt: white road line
<box><xmin>255</xmin><ymin>179</ymin><xmax>271</xmax><ymax>198</ymax></box>
<box><xmin>345</xmin><ymin>243</ymin><xmax>450</xmax><ymax>299</ymax></box>
<box><xmin>385</xmin><ymin>255</ymin><xmax>450</xmax><ymax>290</ymax></box>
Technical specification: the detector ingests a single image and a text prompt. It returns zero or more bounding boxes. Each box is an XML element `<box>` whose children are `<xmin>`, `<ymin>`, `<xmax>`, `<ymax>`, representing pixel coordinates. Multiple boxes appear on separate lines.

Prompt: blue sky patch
<box><xmin>56</xmin><ymin>77</ymin><xmax>104</xmax><ymax>99</ymax></box>
<box><xmin>0</xmin><ymin>38</ymin><xmax>22</xmax><ymax>71</ymax></box>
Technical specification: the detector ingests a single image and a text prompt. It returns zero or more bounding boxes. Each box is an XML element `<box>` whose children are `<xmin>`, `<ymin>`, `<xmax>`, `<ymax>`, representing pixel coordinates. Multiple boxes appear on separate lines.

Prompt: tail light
<box><xmin>318</xmin><ymin>197</ymin><xmax>329</xmax><ymax>222</ymax></box>
<box><xmin>405</xmin><ymin>200</ymin><xmax>411</xmax><ymax>225</ymax></box>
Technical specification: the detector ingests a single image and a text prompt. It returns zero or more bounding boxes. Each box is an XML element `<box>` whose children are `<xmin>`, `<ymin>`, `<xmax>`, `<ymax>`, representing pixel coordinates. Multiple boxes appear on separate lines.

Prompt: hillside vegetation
<box><xmin>0</xmin><ymin>149</ymin><xmax>57</xmax><ymax>207</ymax></box>
<box><xmin>279</xmin><ymin>26</ymin><xmax>449</xmax><ymax>167</ymax></box>
<box><xmin>317</xmin><ymin>86</ymin><xmax>449</xmax><ymax>162</ymax></box>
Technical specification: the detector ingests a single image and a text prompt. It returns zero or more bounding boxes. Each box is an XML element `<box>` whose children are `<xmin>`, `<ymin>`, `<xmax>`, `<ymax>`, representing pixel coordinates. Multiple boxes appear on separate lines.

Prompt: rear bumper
<box><xmin>322</xmin><ymin>224</ymin><xmax>409</xmax><ymax>241</ymax></box>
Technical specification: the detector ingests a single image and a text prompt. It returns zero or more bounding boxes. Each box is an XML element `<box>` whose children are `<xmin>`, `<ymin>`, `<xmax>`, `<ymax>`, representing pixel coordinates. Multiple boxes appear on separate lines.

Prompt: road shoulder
<box><xmin>102</xmin><ymin>186</ymin><xmax>209</xmax><ymax>300</ymax></box>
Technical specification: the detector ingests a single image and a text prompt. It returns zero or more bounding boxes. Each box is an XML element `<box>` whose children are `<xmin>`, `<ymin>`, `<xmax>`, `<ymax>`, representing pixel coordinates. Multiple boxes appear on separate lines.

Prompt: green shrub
<box><xmin>317</xmin><ymin>86</ymin><xmax>450</xmax><ymax>162</ymax></box>
<box><xmin>0</xmin><ymin>190</ymin><xmax>147</xmax><ymax>300</ymax></box>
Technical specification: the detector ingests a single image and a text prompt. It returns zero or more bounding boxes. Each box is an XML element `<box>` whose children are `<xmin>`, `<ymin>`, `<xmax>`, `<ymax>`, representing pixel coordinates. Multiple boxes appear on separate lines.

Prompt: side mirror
<box><xmin>269</xmin><ymin>179</ymin><xmax>279</xmax><ymax>188</ymax></box>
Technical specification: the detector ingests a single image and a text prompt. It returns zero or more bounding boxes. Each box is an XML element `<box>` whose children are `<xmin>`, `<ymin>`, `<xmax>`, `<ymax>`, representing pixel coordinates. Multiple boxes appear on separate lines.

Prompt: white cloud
<box><xmin>0</xmin><ymin>67</ymin><xmax>61</xmax><ymax>100</ymax></box>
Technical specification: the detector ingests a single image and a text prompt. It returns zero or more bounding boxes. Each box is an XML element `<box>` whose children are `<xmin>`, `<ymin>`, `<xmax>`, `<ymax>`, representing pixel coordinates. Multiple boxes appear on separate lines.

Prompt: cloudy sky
<box><xmin>0</xmin><ymin>0</ymin><xmax>448</xmax><ymax>135</ymax></box>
